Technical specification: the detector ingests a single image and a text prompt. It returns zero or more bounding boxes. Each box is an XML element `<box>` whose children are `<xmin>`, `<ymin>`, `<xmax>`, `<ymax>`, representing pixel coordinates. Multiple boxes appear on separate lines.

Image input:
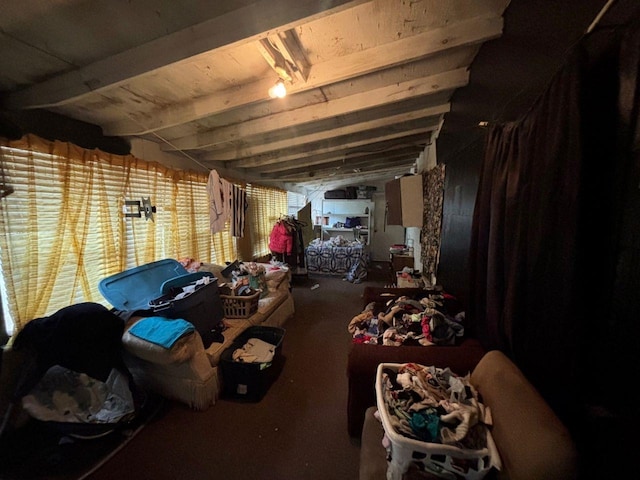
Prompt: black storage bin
<box><xmin>345</xmin><ymin>186</ymin><xmax>358</xmax><ymax>199</ymax></box>
<box><xmin>324</xmin><ymin>189</ymin><xmax>346</xmax><ymax>199</ymax></box>
<box><xmin>148</xmin><ymin>279</ymin><xmax>224</xmax><ymax>347</ymax></box>
<box><xmin>220</xmin><ymin>326</ymin><xmax>285</xmax><ymax>401</ymax></box>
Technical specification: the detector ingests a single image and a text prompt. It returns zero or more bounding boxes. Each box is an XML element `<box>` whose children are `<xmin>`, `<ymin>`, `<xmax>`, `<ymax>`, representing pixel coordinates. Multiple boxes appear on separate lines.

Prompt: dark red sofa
<box><xmin>346</xmin><ymin>286</ymin><xmax>486</xmax><ymax>438</ymax></box>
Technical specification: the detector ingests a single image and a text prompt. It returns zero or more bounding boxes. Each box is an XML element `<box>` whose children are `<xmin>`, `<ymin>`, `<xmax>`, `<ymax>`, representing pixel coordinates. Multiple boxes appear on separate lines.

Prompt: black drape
<box><xmin>468</xmin><ymin>19</ymin><xmax>640</xmax><ymax>424</ymax></box>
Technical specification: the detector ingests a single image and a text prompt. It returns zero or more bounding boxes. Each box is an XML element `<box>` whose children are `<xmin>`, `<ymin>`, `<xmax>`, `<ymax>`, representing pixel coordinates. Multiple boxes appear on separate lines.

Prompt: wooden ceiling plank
<box><xmin>198</xmin><ymin>103</ymin><xmax>449</xmax><ymax>160</ymax></box>
<box><xmin>4</xmin><ymin>0</ymin><xmax>371</xmax><ymax>109</ymax></box>
<box><xmin>256</xmin><ymin>145</ymin><xmax>422</xmax><ymax>174</ymax></box>
<box><xmin>259</xmin><ymin>150</ymin><xmax>420</xmax><ymax>178</ymax></box>
<box><xmin>257</xmin><ymin>39</ymin><xmax>293</xmax><ymax>82</ymax></box>
<box><xmin>272</xmin><ymin>31</ymin><xmax>311</xmax><ymax>83</ymax></box>
<box><xmin>172</xmin><ymin>68</ymin><xmax>468</xmax><ymax>150</ymax></box>
<box><xmin>103</xmin><ymin>15</ymin><xmax>498</xmax><ymax>136</ymax></box>
<box><xmin>275</xmin><ymin>162</ymin><xmax>415</xmax><ymax>184</ymax></box>
<box><xmin>226</xmin><ymin>128</ymin><xmax>435</xmax><ymax>168</ymax></box>
<box><xmin>305</xmin><ymin>15</ymin><xmax>502</xmax><ymax>86</ymax></box>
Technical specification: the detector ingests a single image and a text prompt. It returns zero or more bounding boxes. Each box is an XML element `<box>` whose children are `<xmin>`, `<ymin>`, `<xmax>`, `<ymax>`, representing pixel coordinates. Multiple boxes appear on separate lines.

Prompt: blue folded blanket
<box><xmin>128</xmin><ymin>316</ymin><xmax>195</xmax><ymax>349</ymax></box>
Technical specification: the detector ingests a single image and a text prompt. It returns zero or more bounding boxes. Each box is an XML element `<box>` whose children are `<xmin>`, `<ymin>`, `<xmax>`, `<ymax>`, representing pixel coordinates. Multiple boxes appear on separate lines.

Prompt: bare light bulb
<box><xmin>268</xmin><ymin>79</ymin><xmax>287</xmax><ymax>99</ymax></box>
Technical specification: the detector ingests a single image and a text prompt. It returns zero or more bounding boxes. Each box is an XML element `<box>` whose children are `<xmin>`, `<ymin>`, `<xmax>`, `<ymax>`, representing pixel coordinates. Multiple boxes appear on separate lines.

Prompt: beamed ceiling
<box><xmin>2</xmin><ymin>0</ymin><xmax>632</xmax><ymax>193</ymax></box>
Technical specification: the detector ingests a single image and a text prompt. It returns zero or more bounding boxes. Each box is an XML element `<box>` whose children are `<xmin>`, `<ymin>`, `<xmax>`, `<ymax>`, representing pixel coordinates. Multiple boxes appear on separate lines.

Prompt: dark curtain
<box><xmin>468</xmin><ymin>20</ymin><xmax>640</xmax><ymax>424</ymax></box>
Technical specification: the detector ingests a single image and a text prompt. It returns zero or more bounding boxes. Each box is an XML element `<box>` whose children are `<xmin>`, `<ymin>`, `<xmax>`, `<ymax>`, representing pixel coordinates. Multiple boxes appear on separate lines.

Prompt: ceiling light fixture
<box><xmin>268</xmin><ymin>79</ymin><xmax>287</xmax><ymax>99</ymax></box>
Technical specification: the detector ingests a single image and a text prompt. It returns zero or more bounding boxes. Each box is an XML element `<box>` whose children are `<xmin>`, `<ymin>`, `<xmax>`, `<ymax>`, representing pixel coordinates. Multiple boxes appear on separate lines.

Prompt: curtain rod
<box><xmin>587</xmin><ymin>0</ymin><xmax>616</xmax><ymax>33</ymax></box>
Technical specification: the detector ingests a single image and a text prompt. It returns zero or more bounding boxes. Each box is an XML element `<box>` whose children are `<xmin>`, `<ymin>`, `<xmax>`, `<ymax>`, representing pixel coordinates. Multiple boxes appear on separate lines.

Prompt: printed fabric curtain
<box><xmin>0</xmin><ymin>134</ymin><xmax>236</xmax><ymax>334</ymax></box>
<box><xmin>467</xmin><ymin>21</ymin><xmax>640</xmax><ymax>422</ymax></box>
<box><xmin>421</xmin><ymin>164</ymin><xmax>446</xmax><ymax>284</ymax></box>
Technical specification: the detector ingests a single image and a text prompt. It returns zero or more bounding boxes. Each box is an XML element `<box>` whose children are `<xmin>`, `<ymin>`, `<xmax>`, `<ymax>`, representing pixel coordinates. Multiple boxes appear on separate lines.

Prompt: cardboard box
<box><xmin>396</xmin><ymin>272</ymin><xmax>422</xmax><ymax>288</ymax></box>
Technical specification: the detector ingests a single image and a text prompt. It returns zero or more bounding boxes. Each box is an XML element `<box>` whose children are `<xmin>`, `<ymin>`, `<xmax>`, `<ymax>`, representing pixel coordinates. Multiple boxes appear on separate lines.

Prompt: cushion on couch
<box><xmin>471</xmin><ymin>350</ymin><xmax>578</xmax><ymax>480</ymax></box>
<box><xmin>347</xmin><ymin>338</ymin><xmax>486</xmax><ymax>438</ymax></box>
<box><xmin>122</xmin><ymin>316</ymin><xmax>200</xmax><ymax>365</ymax></box>
<box><xmin>359</xmin><ymin>351</ymin><xmax>578</xmax><ymax>480</ymax></box>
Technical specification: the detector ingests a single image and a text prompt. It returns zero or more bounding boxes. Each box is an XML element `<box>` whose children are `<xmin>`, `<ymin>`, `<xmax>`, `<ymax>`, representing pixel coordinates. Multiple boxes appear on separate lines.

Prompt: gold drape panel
<box><xmin>0</xmin><ymin>135</ymin><xmax>289</xmax><ymax>334</ymax></box>
<box><xmin>245</xmin><ymin>184</ymin><xmax>288</xmax><ymax>259</ymax></box>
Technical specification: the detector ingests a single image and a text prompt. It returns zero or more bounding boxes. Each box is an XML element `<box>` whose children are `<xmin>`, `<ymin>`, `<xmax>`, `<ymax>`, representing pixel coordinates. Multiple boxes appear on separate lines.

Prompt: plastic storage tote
<box><xmin>220</xmin><ymin>326</ymin><xmax>285</xmax><ymax>401</ymax></box>
<box><xmin>99</xmin><ymin>259</ymin><xmax>224</xmax><ymax>348</ymax></box>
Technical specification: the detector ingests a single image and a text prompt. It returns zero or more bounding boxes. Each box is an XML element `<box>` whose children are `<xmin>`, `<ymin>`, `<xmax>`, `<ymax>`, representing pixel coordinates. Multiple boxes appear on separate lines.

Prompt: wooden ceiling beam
<box><xmin>219</xmin><ymin>127</ymin><xmax>435</xmax><ymax>169</ymax></box>
<box><xmin>4</xmin><ymin>0</ymin><xmax>370</xmax><ymax>109</ymax></box>
<box><xmin>207</xmin><ymin>145</ymin><xmax>422</xmax><ymax>181</ymax></box>
<box><xmin>198</xmin><ymin>103</ymin><xmax>449</xmax><ymax>160</ymax></box>
<box><xmin>103</xmin><ymin>15</ymin><xmax>499</xmax><ymax>136</ymax></box>
<box><xmin>175</xmin><ymin>68</ymin><xmax>467</xmax><ymax>151</ymax></box>
<box><xmin>226</xmin><ymin>131</ymin><xmax>431</xmax><ymax>169</ymax></box>
<box><xmin>258</xmin><ymin>150</ymin><xmax>420</xmax><ymax>179</ymax></box>
<box><xmin>278</xmin><ymin>163</ymin><xmax>415</xmax><ymax>186</ymax></box>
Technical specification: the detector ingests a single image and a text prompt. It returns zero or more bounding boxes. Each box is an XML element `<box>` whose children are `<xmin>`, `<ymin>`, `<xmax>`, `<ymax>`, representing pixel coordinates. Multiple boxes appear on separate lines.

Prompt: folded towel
<box><xmin>128</xmin><ymin>316</ymin><xmax>195</xmax><ymax>349</ymax></box>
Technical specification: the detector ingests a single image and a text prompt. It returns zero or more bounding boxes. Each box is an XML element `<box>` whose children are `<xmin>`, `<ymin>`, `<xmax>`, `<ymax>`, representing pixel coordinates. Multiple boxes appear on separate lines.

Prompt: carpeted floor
<box><xmin>1</xmin><ymin>263</ymin><xmax>389</xmax><ymax>480</ymax></box>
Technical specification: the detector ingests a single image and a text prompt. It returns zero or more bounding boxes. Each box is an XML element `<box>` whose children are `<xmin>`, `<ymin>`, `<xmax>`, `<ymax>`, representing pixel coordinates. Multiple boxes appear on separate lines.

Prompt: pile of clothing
<box><xmin>347</xmin><ymin>292</ymin><xmax>464</xmax><ymax>346</ymax></box>
<box><xmin>232</xmin><ymin>337</ymin><xmax>276</xmax><ymax>364</ymax></box>
<box><xmin>378</xmin><ymin>362</ymin><xmax>492</xmax><ymax>450</ymax></box>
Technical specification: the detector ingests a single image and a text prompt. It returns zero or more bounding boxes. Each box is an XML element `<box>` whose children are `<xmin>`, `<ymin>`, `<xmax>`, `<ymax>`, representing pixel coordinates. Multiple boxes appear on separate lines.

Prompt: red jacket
<box><xmin>269</xmin><ymin>221</ymin><xmax>293</xmax><ymax>254</ymax></box>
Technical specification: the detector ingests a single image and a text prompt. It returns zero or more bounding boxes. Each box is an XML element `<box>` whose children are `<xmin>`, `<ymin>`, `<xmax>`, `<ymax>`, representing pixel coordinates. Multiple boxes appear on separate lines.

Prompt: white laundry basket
<box><xmin>375</xmin><ymin>363</ymin><xmax>500</xmax><ymax>480</ymax></box>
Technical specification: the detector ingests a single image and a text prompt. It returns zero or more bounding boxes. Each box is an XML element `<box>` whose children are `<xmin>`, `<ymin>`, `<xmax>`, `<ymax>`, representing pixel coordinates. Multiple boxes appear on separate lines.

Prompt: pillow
<box><xmin>264</xmin><ymin>269</ymin><xmax>289</xmax><ymax>292</ymax></box>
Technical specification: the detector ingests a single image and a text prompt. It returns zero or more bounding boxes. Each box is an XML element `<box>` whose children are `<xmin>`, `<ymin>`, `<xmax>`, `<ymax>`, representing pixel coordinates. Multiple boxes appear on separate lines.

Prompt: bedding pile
<box><xmin>308</xmin><ymin>235</ymin><xmax>361</xmax><ymax>247</ymax></box>
<box><xmin>306</xmin><ymin>236</ymin><xmax>369</xmax><ymax>276</ymax></box>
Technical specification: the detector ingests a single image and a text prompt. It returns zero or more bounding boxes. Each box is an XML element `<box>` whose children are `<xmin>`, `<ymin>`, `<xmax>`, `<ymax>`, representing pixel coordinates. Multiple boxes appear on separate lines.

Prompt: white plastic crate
<box><xmin>375</xmin><ymin>363</ymin><xmax>501</xmax><ymax>480</ymax></box>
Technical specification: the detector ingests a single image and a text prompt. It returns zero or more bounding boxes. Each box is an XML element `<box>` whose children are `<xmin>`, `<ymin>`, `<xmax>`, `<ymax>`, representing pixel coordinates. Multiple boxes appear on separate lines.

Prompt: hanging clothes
<box><xmin>207</xmin><ymin>169</ymin><xmax>247</xmax><ymax>237</ymax></box>
<box><xmin>269</xmin><ymin>216</ymin><xmax>307</xmax><ymax>272</ymax></box>
<box><xmin>269</xmin><ymin>219</ymin><xmax>293</xmax><ymax>255</ymax></box>
<box><xmin>231</xmin><ymin>184</ymin><xmax>248</xmax><ymax>238</ymax></box>
<box><xmin>207</xmin><ymin>169</ymin><xmax>230</xmax><ymax>233</ymax></box>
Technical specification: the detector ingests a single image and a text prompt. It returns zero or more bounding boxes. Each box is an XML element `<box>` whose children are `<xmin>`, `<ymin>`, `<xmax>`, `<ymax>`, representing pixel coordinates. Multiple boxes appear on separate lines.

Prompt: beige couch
<box><xmin>120</xmin><ymin>263</ymin><xmax>294</xmax><ymax>410</ymax></box>
<box><xmin>360</xmin><ymin>350</ymin><xmax>578</xmax><ymax>480</ymax></box>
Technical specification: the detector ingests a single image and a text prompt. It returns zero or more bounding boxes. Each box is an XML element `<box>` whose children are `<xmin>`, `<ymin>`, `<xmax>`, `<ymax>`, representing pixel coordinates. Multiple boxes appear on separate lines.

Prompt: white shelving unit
<box><xmin>321</xmin><ymin>199</ymin><xmax>373</xmax><ymax>244</ymax></box>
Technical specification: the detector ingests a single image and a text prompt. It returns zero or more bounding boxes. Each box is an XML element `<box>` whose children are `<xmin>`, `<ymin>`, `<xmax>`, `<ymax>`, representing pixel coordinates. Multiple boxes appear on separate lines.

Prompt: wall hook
<box><xmin>124</xmin><ymin>197</ymin><xmax>156</xmax><ymax>221</ymax></box>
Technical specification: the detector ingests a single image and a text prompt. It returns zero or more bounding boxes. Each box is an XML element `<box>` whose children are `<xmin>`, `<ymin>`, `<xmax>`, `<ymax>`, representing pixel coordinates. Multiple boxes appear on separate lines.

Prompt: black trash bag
<box><xmin>10</xmin><ymin>302</ymin><xmax>144</xmax><ymax>436</ymax></box>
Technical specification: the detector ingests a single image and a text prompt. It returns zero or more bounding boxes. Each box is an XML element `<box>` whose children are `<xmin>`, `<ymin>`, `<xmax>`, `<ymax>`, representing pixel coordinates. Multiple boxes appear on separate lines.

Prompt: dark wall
<box><xmin>436</xmin><ymin>131</ymin><xmax>485</xmax><ymax>308</ymax></box>
<box><xmin>0</xmin><ymin>110</ymin><xmax>130</xmax><ymax>155</ymax></box>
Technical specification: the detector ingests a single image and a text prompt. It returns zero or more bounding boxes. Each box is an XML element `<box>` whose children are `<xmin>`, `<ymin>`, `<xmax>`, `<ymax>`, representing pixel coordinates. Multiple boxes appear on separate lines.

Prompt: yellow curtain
<box><xmin>0</xmin><ymin>134</ymin><xmax>241</xmax><ymax>334</ymax></box>
<box><xmin>246</xmin><ymin>183</ymin><xmax>288</xmax><ymax>259</ymax></box>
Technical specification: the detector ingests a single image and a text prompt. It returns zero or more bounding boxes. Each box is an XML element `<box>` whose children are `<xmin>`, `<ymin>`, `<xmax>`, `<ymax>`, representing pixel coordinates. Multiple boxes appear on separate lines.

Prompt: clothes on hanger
<box><xmin>268</xmin><ymin>216</ymin><xmax>307</xmax><ymax>270</ymax></box>
<box><xmin>207</xmin><ymin>169</ymin><xmax>247</xmax><ymax>237</ymax></box>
